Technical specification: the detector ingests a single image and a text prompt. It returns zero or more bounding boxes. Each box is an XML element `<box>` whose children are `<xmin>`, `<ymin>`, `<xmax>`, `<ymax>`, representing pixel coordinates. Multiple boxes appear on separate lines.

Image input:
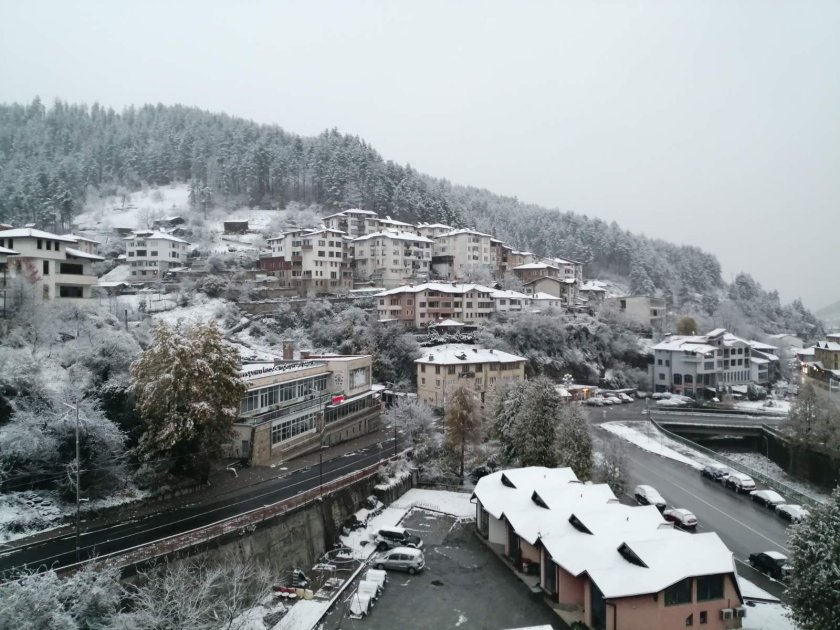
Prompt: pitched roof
<box><xmin>0</xmin><ymin>246</ymin><xmax>19</xmax><ymax>255</ymax></box>
<box><xmin>60</xmin><ymin>233</ymin><xmax>102</xmax><ymax>244</ymax></box>
<box><xmin>353</xmin><ymin>230</ymin><xmax>433</xmax><ymax>243</ymax></box>
<box><xmin>65</xmin><ymin>247</ymin><xmax>105</xmax><ymax>261</ymax></box>
<box><xmin>123</xmin><ymin>231</ymin><xmax>190</xmax><ymax>244</ymax></box>
<box><xmin>374</xmin><ymin>282</ymin><xmax>495</xmax><ymax>297</ymax></box>
<box><xmin>0</xmin><ymin>228</ymin><xmax>78</xmax><ymax>242</ymax></box>
<box><xmin>512</xmin><ymin>262</ymin><xmax>559</xmax><ymax>271</ymax></box>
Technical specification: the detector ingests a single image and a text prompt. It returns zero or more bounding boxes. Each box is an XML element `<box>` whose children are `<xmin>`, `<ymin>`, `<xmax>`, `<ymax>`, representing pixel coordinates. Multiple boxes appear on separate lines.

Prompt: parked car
<box><xmin>748</xmin><ymin>551</ymin><xmax>791</xmax><ymax>581</ymax></box>
<box><xmin>701</xmin><ymin>463</ymin><xmax>732</xmax><ymax>482</ymax></box>
<box><xmin>663</xmin><ymin>508</ymin><xmax>698</xmax><ymax>530</ymax></box>
<box><xmin>750</xmin><ymin>490</ymin><xmax>786</xmax><ymax>509</ymax></box>
<box><xmin>636</xmin><ymin>391</ymin><xmax>651</xmax><ymax>399</ymax></box>
<box><xmin>585</xmin><ymin>397</ymin><xmax>605</xmax><ymax>407</ymax></box>
<box><xmin>618</xmin><ymin>393</ymin><xmax>634</xmax><ymax>403</ymax></box>
<box><xmin>651</xmin><ymin>392</ymin><xmax>668</xmax><ymax>400</ymax></box>
<box><xmin>374</xmin><ymin>526</ymin><xmax>423</xmax><ymax>551</ymax></box>
<box><xmin>776</xmin><ymin>504</ymin><xmax>810</xmax><ymax>523</ymax></box>
<box><xmin>634</xmin><ymin>485</ymin><xmax>666</xmax><ymax>511</ymax></box>
<box><xmin>724</xmin><ymin>472</ymin><xmax>757</xmax><ymax>493</ymax></box>
<box><xmin>373</xmin><ymin>546</ymin><xmax>426</xmax><ymax>574</ymax></box>
<box><xmin>605</xmin><ymin>396</ymin><xmax>622</xmax><ymax>405</ymax></box>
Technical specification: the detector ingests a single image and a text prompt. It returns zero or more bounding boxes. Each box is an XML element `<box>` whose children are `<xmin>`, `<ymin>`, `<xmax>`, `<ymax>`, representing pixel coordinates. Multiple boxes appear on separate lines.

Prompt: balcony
<box><xmin>55</xmin><ymin>273</ymin><xmax>97</xmax><ymax>286</ymax></box>
<box><xmin>240</xmin><ymin>392</ymin><xmax>332</xmax><ymax>426</ymax></box>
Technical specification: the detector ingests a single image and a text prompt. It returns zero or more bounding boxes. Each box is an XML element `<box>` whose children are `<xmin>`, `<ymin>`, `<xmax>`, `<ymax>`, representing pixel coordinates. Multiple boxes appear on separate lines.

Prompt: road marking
<box><xmin>629</xmin><ymin>456</ymin><xmax>789</xmax><ymax>553</ymax></box>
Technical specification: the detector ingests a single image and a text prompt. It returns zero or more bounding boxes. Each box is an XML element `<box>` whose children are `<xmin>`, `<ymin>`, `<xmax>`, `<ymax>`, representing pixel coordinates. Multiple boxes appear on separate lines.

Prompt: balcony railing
<box><xmin>240</xmin><ymin>392</ymin><xmax>332</xmax><ymax>426</ymax></box>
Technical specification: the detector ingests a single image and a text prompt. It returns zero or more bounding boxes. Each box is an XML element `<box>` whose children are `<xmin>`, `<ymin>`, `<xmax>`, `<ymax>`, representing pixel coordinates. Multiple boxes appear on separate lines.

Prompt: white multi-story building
<box><xmin>652</xmin><ymin>328</ymin><xmax>779</xmax><ymax>397</ymax></box>
<box><xmin>0</xmin><ymin>228</ymin><xmax>103</xmax><ymax>299</ymax></box>
<box><xmin>431</xmin><ymin>228</ymin><xmax>494</xmax><ymax>280</ymax></box>
<box><xmin>352</xmin><ymin>230</ymin><xmax>434</xmax><ymax>288</ymax></box>
<box><xmin>260</xmin><ymin>227</ymin><xmax>353</xmax><ymax>296</ymax></box>
<box><xmin>124</xmin><ymin>231</ymin><xmax>190</xmax><ymax>279</ymax></box>
<box><xmin>375</xmin><ymin>216</ymin><xmax>415</xmax><ymax>232</ymax></box>
<box><xmin>415</xmin><ymin>222</ymin><xmax>455</xmax><ymax>239</ymax></box>
<box><xmin>322</xmin><ymin>209</ymin><xmax>379</xmax><ymax>239</ymax></box>
<box><xmin>488</xmin><ymin>288</ymin><xmax>531</xmax><ymax>314</ymax></box>
<box><xmin>375</xmin><ymin>282</ymin><xmax>496</xmax><ymax>327</ymax></box>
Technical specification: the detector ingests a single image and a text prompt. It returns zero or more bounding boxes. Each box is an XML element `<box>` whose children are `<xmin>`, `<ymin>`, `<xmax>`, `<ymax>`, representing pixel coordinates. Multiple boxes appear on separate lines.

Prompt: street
<box><xmin>0</xmin><ymin>435</ymin><xmax>402</xmax><ymax>575</ymax></box>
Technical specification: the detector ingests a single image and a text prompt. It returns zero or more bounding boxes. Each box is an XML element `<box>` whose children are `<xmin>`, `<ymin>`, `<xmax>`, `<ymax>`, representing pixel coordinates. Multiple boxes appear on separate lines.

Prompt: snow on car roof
<box><xmin>763</xmin><ymin>551</ymin><xmax>787</xmax><ymax>560</ymax></box>
<box><xmin>753</xmin><ymin>490</ymin><xmax>784</xmax><ymax>501</ymax></box>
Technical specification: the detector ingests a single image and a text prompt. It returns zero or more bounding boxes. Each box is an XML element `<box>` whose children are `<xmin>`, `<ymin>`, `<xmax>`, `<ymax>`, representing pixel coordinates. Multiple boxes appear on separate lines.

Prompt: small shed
<box><xmin>224</xmin><ymin>220</ymin><xmax>249</xmax><ymax>234</ymax></box>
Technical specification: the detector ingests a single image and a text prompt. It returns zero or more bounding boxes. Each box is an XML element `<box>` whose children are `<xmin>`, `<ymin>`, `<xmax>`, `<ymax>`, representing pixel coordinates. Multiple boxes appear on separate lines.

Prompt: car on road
<box><xmin>604</xmin><ymin>396</ymin><xmax>623</xmax><ymax>405</ymax></box>
<box><xmin>748</xmin><ymin>551</ymin><xmax>791</xmax><ymax>581</ymax></box>
<box><xmin>634</xmin><ymin>485</ymin><xmax>666</xmax><ymax>511</ymax></box>
<box><xmin>375</xmin><ymin>526</ymin><xmax>423</xmax><ymax>551</ymax></box>
<box><xmin>724</xmin><ymin>472</ymin><xmax>757</xmax><ymax>493</ymax></box>
<box><xmin>655</xmin><ymin>397</ymin><xmax>690</xmax><ymax>408</ymax></box>
<box><xmin>585</xmin><ymin>397</ymin><xmax>605</xmax><ymax>406</ymax></box>
<box><xmin>617</xmin><ymin>393</ymin><xmax>634</xmax><ymax>403</ymax></box>
<box><xmin>373</xmin><ymin>546</ymin><xmax>425</xmax><ymax>574</ymax></box>
<box><xmin>701</xmin><ymin>463</ymin><xmax>732</xmax><ymax>482</ymax></box>
<box><xmin>662</xmin><ymin>508</ymin><xmax>697</xmax><ymax>530</ymax></box>
<box><xmin>750</xmin><ymin>489</ymin><xmax>786</xmax><ymax>509</ymax></box>
<box><xmin>776</xmin><ymin>504</ymin><xmax>810</xmax><ymax>523</ymax></box>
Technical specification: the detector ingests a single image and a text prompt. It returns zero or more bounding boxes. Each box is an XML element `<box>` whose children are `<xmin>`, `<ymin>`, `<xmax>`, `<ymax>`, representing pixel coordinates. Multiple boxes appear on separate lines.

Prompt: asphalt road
<box><xmin>0</xmin><ymin>437</ymin><xmax>402</xmax><ymax>576</ymax></box>
<box><xmin>594</xmin><ymin>401</ymin><xmax>791</xmax><ymax>599</ymax></box>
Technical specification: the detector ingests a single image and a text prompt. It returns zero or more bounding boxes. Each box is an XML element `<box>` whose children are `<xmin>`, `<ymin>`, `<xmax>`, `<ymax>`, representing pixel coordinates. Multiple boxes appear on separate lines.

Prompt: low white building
<box><xmin>0</xmin><ymin>228</ymin><xmax>103</xmax><ymax>300</ymax></box>
<box><xmin>124</xmin><ymin>230</ymin><xmax>190</xmax><ymax>279</ymax></box>
<box><xmin>488</xmin><ymin>288</ymin><xmax>531</xmax><ymax>313</ymax></box>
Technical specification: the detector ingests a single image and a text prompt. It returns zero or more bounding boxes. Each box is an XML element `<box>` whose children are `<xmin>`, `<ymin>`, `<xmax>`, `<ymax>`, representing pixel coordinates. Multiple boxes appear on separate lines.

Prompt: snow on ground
<box><xmin>98</xmin><ymin>264</ymin><xmax>133</xmax><ymax>283</ymax></box>
<box><xmin>742</xmin><ymin>601</ymin><xmax>795</xmax><ymax>630</ymax></box>
<box><xmin>273</xmin><ymin>600</ymin><xmax>327</xmax><ymax>630</ymax></box>
<box><xmin>150</xmin><ymin>294</ymin><xmax>228</xmax><ymax>326</ymax></box>
<box><xmin>600</xmin><ymin>421</ymin><xmax>713</xmax><ymax>471</ymax></box>
<box><xmin>720</xmin><ymin>450</ymin><xmax>830</xmax><ymax>504</ymax></box>
<box><xmin>74</xmin><ymin>184</ymin><xmax>192</xmax><ymax>232</ymax></box>
<box><xmin>733</xmin><ymin>400</ymin><xmax>791</xmax><ymax>416</ymax></box>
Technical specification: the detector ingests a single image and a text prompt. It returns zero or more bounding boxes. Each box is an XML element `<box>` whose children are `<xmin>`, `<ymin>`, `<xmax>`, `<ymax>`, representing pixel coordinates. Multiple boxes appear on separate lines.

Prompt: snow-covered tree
<box><xmin>783</xmin><ymin>382</ymin><xmax>840</xmax><ymax>450</ymax></box>
<box><xmin>383</xmin><ymin>396</ymin><xmax>435</xmax><ymax>450</ymax></box>
<box><xmin>489</xmin><ymin>380</ymin><xmax>529</xmax><ymax>463</ymax></box>
<box><xmin>594</xmin><ymin>435</ymin><xmax>628</xmax><ymax>495</ymax></box>
<box><xmin>512</xmin><ymin>378</ymin><xmax>560</xmax><ymax>467</ymax></box>
<box><xmin>786</xmin><ymin>487</ymin><xmax>840</xmax><ymax>630</ymax></box>
<box><xmin>129</xmin><ymin>322</ymin><xmax>247</xmax><ymax>482</ymax></box>
<box><xmin>444</xmin><ymin>383</ymin><xmax>481</xmax><ymax>482</ymax></box>
<box><xmin>555</xmin><ymin>403</ymin><xmax>593</xmax><ymax>479</ymax></box>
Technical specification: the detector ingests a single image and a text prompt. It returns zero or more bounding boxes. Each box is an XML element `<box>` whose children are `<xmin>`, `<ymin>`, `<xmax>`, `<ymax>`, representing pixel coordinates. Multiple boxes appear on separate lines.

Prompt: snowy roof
<box><xmin>531</xmin><ymin>292</ymin><xmax>562</xmax><ymax>301</ymax></box>
<box><xmin>415</xmin><ymin>344</ymin><xmax>526</xmax><ymax>366</ymax></box>
<box><xmin>60</xmin><ymin>233</ymin><xmax>102</xmax><ymax>244</ymax></box>
<box><xmin>475</xmin><ymin>467</ymin><xmax>738</xmax><ymax>601</ymax></box>
<box><xmin>511</xmin><ymin>262</ymin><xmax>559</xmax><ymax>271</ymax></box>
<box><xmin>374</xmin><ymin>282</ymin><xmax>495</xmax><ymax>297</ymax></box>
<box><xmin>748</xmin><ymin>340</ymin><xmax>778</xmax><ymax>352</ymax></box>
<box><xmin>0</xmin><ymin>246</ymin><xmax>19</xmax><ymax>255</ymax></box>
<box><xmin>428</xmin><ymin>318</ymin><xmax>464</xmax><ymax>327</ymax></box>
<box><xmin>750</xmin><ymin>357</ymin><xmax>770</xmax><ymax>365</ymax></box>
<box><xmin>653</xmin><ymin>336</ymin><xmax>718</xmax><ymax>354</ymax></box>
<box><xmin>65</xmin><ymin>247</ymin><xmax>105</xmax><ymax>261</ymax></box>
<box><xmin>123</xmin><ymin>231</ymin><xmax>189</xmax><ymax>244</ymax></box>
<box><xmin>488</xmin><ymin>289</ymin><xmax>531</xmax><ymax>300</ymax></box>
<box><xmin>511</xmin><ymin>250</ymin><xmax>534</xmax><ymax>256</ymax></box>
<box><xmin>707</xmin><ymin>328</ymin><xmax>727</xmax><ymax>338</ymax></box>
<box><xmin>416</xmin><ymin>222</ymin><xmax>454</xmax><ymax>229</ymax></box>
<box><xmin>817</xmin><ymin>341</ymin><xmax>840</xmax><ymax>351</ymax></box>
<box><xmin>439</xmin><ymin>228</ymin><xmax>492</xmax><ymax>238</ymax></box>
<box><xmin>239</xmin><ymin>360</ymin><xmax>326</xmax><ymax>382</ymax></box>
<box><xmin>323</xmin><ymin>209</ymin><xmax>379</xmax><ymax>219</ymax></box>
<box><xmin>353</xmin><ymin>230</ymin><xmax>433</xmax><ymax>243</ymax></box>
<box><xmin>0</xmin><ymin>228</ymin><xmax>78</xmax><ymax>242</ymax></box>
<box><xmin>580</xmin><ymin>281</ymin><xmax>608</xmax><ymax>292</ymax></box>
<box><xmin>376</xmin><ymin>216</ymin><xmax>414</xmax><ymax>228</ymax></box>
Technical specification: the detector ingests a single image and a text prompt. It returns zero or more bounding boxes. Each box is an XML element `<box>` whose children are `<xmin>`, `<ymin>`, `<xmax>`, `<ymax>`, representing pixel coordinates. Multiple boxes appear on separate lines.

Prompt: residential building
<box><xmin>530</xmin><ymin>291</ymin><xmax>564</xmax><ymax>310</ymax></box>
<box><xmin>60</xmin><ymin>234</ymin><xmax>101</xmax><ymax>256</ymax></box>
<box><xmin>522</xmin><ymin>276</ymin><xmax>577</xmax><ymax>307</ymax></box>
<box><xmin>490</xmin><ymin>239</ymin><xmax>512</xmax><ymax>278</ymax></box>
<box><xmin>805</xmin><ymin>339</ymin><xmax>840</xmax><ymax>387</ymax></box>
<box><xmin>604</xmin><ymin>296</ymin><xmax>666</xmax><ymax>331</ymax></box>
<box><xmin>230</xmin><ymin>350</ymin><xmax>381</xmax><ymax>465</ymax></box>
<box><xmin>431</xmin><ymin>228</ymin><xmax>493</xmax><ymax>280</ymax></box>
<box><xmin>579</xmin><ymin>280</ymin><xmax>609</xmax><ymax>305</ymax></box>
<box><xmin>352</xmin><ymin>230</ymin><xmax>433</xmax><ymax>288</ymax></box>
<box><xmin>374</xmin><ymin>282</ymin><xmax>496</xmax><ymax>327</ymax></box>
<box><xmin>473</xmin><ymin>467</ymin><xmax>744</xmax><ymax>630</ymax></box>
<box><xmin>0</xmin><ymin>228</ymin><xmax>103</xmax><ymax>299</ymax></box>
<box><xmin>260</xmin><ymin>227</ymin><xmax>353</xmax><ymax>296</ymax></box>
<box><xmin>375</xmin><ymin>216</ymin><xmax>414</xmax><ymax>232</ymax></box>
<box><xmin>415</xmin><ymin>344</ymin><xmax>526</xmax><ymax>407</ymax></box>
<box><xmin>511</xmin><ymin>262</ymin><xmax>562</xmax><ymax>285</ymax></box>
<box><xmin>415</xmin><ymin>222</ymin><xmax>454</xmax><ymax>240</ymax></box>
<box><xmin>507</xmin><ymin>250</ymin><xmax>536</xmax><ymax>268</ymax></box>
<box><xmin>488</xmin><ymin>288</ymin><xmax>531</xmax><ymax>314</ymax></box>
<box><xmin>541</xmin><ymin>256</ymin><xmax>584</xmax><ymax>285</ymax></box>
<box><xmin>322</xmin><ymin>209</ymin><xmax>379</xmax><ymax>238</ymax></box>
<box><xmin>0</xmin><ymin>245</ymin><xmax>20</xmax><ymax>314</ymax></box>
<box><xmin>652</xmin><ymin>329</ymin><xmax>779</xmax><ymax>397</ymax></box>
<box><xmin>124</xmin><ymin>230</ymin><xmax>190</xmax><ymax>279</ymax></box>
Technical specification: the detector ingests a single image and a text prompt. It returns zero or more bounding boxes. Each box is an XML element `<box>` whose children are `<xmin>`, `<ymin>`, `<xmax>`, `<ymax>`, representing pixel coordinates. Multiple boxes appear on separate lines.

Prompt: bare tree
<box><xmin>444</xmin><ymin>383</ymin><xmax>481</xmax><ymax>483</ymax></box>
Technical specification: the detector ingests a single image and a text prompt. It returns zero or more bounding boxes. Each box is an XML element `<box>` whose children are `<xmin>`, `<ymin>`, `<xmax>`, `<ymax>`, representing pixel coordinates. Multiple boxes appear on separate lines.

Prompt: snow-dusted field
<box><xmin>74</xmin><ymin>184</ymin><xmax>192</xmax><ymax>232</ymax></box>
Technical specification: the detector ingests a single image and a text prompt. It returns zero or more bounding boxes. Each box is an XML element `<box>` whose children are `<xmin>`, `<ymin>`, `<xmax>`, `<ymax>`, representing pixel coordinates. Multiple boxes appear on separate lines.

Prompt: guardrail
<box><xmin>59</xmin><ymin>452</ymin><xmax>406</xmax><ymax>575</ymax></box>
<box><xmin>650</xmin><ymin>419</ymin><xmax>820</xmax><ymax>508</ymax></box>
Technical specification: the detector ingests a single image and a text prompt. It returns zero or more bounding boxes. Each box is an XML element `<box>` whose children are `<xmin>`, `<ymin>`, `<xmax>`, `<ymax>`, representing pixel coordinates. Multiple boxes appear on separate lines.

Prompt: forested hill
<box><xmin>0</xmin><ymin>99</ymin><xmax>823</xmax><ymax>340</ymax></box>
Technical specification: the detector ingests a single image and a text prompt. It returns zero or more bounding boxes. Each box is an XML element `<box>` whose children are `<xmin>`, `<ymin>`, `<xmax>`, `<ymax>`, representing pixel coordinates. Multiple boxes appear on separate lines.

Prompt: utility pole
<box><xmin>394</xmin><ymin>420</ymin><xmax>398</xmax><ymax>457</ymax></box>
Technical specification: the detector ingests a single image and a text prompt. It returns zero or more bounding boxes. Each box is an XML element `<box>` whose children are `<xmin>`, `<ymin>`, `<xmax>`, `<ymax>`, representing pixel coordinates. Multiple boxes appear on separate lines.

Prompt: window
<box><xmin>448</xmin><ymin>366</ymin><xmax>456</xmax><ymax>375</ymax></box>
<box><xmin>665</xmin><ymin>359</ymin><xmax>670</xmax><ymax>367</ymax></box>
<box><xmin>673</xmin><ymin>374</ymin><xmax>683</xmax><ymax>385</ymax></box>
<box><xmin>685</xmin><ymin>614</ymin><xmax>693</xmax><ymax>627</ymax></box>
<box><xmin>59</xmin><ymin>263</ymin><xmax>84</xmax><ymax>275</ymax></box>
<box><xmin>150</xmin><ymin>250</ymin><xmax>158</xmax><ymax>256</ymax></box>
<box><xmin>59</xmin><ymin>286</ymin><xmax>83</xmax><ymax>298</ymax></box>
<box><xmin>664</xmin><ymin>578</ymin><xmax>692</xmax><ymax>606</ymax></box>
<box><xmin>696</xmin><ymin>575</ymin><xmax>724</xmax><ymax>602</ymax></box>
<box><xmin>657</xmin><ymin>359</ymin><xmax>663</xmax><ymax>366</ymax></box>
<box><xmin>659</xmin><ymin>373</ymin><xmax>665</xmax><ymax>381</ymax></box>
<box><xmin>699</xmin><ymin>611</ymin><xmax>707</xmax><ymax>624</ymax></box>
<box><xmin>43</xmin><ymin>261</ymin><xmax>49</xmax><ymax>275</ymax></box>
<box><xmin>421</xmin><ymin>365</ymin><xmax>426</xmax><ymax>373</ymax></box>
<box><xmin>435</xmin><ymin>366</ymin><xmax>440</xmax><ymax>374</ymax></box>
<box><xmin>37</xmin><ymin>239</ymin><xmax>42</xmax><ymax>249</ymax></box>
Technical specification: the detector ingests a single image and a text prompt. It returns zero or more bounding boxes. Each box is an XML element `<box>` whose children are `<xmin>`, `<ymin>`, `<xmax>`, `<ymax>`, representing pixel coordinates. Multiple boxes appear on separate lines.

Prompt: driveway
<box><xmin>320</xmin><ymin>509</ymin><xmax>566</xmax><ymax>630</ymax></box>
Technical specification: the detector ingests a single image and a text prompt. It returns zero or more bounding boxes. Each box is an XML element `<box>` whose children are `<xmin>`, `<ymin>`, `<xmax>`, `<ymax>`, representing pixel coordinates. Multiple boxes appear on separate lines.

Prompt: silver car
<box><xmin>373</xmin><ymin>546</ymin><xmax>425</xmax><ymax>574</ymax></box>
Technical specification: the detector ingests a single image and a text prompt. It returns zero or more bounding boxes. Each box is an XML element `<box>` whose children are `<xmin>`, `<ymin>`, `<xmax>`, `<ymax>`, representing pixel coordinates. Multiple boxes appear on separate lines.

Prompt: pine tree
<box><xmin>129</xmin><ymin>322</ymin><xmax>246</xmax><ymax>482</ymax></box>
<box><xmin>444</xmin><ymin>383</ymin><xmax>480</xmax><ymax>483</ymax></box>
<box><xmin>555</xmin><ymin>403</ymin><xmax>593</xmax><ymax>479</ymax></box>
<box><xmin>490</xmin><ymin>380</ymin><xmax>529</xmax><ymax>463</ymax></box>
<box><xmin>512</xmin><ymin>378</ymin><xmax>560</xmax><ymax>467</ymax></box>
<box><xmin>787</xmin><ymin>487</ymin><xmax>840</xmax><ymax>630</ymax></box>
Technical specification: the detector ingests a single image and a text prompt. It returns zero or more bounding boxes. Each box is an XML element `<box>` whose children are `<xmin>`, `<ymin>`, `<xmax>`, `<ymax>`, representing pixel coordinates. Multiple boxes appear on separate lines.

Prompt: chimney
<box><xmin>282</xmin><ymin>340</ymin><xmax>295</xmax><ymax>361</ymax></box>
<box><xmin>428</xmin><ymin>354</ymin><xmax>434</xmax><ymax>361</ymax></box>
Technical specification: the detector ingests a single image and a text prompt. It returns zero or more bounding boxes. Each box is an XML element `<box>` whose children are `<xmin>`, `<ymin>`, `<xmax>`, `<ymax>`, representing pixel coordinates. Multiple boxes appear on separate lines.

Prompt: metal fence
<box><xmin>651</xmin><ymin>419</ymin><xmax>820</xmax><ymax>508</ymax></box>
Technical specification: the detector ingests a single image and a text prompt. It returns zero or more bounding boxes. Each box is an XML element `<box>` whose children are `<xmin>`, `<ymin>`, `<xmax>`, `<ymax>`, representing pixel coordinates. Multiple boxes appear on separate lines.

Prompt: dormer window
<box><xmin>531</xmin><ymin>491</ymin><xmax>549</xmax><ymax>509</ymax></box>
<box><xmin>568</xmin><ymin>514</ymin><xmax>593</xmax><ymax>534</ymax></box>
<box><xmin>501</xmin><ymin>473</ymin><xmax>516</xmax><ymax>488</ymax></box>
<box><xmin>617</xmin><ymin>542</ymin><xmax>648</xmax><ymax>567</ymax></box>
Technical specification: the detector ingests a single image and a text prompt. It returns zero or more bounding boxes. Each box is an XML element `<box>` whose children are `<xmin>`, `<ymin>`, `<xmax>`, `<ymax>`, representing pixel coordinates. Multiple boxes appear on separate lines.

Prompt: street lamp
<box><xmin>318</xmin><ymin>444</ymin><xmax>329</xmax><ymax>497</ymax></box>
<box><xmin>61</xmin><ymin>400</ymin><xmax>82</xmax><ymax>563</ymax></box>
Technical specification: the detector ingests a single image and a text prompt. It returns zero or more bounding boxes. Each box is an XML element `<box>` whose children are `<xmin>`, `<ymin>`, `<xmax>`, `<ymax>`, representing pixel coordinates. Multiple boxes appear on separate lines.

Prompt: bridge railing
<box><xmin>59</xmin><ymin>450</ymin><xmax>409</xmax><ymax>575</ymax></box>
<box><xmin>650</xmin><ymin>419</ymin><xmax>821</xmax><ymax>508</ymax></box>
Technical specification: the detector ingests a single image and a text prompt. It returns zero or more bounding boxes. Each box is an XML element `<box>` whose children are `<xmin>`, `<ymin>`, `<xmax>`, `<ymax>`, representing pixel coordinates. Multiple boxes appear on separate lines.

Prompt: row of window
<box><xmin>35</xmin><ymin>239</ymin><xmax>62</xmax><ymax>251</ymax></box>
<box><xmin>270</xmin><ymin>412</ymin><xmax>318</xmax><ymax>445</ymax></box>
<box><xmin>39</xmin><ymin>261</ymin><xmax>86</xmax><ymax>276</ymax></box>
<box><xmin>664</xmin><ymin>574</ymin><xmax>724</xmax><ymax>606</ymax></box>
<box><xmin>240</xmin><ymin>375</ymin><xmax>329</xmax><ymax>414</ymax></box>
<box><xmin>420</xmin><ymin>362</ymin><xmax>522</xmax><ymax>375</ymax></box>
<box><xmin>324</xmin><ymin>394</ymin><xmax>377</xmax><ymax>424</ymax></box>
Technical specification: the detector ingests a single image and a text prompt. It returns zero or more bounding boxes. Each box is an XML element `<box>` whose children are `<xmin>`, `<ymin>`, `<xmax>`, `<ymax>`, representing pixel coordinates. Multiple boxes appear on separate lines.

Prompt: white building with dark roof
<box><xmin>0</xmin><ymin>228</ymin><xmax>103</xmax><ymax>300</ymax></box>
<box><xmin>473</xmin><ymin>467</ymin><xmax>744</xmax><ymax>630</ymax></box>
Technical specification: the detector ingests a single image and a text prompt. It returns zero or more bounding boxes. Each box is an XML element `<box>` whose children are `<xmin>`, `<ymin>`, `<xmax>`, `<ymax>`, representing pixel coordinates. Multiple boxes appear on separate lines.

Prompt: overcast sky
<box><xmin>1</xmin><ymin>1</ymin><xmax>838</xmax><ymax>309</ymax></box>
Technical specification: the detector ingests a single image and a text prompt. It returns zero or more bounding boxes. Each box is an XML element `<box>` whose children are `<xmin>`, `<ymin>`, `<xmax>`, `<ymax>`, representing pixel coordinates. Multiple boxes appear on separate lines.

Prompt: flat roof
<box><xmin>415</xmin><ymin>343</ymin><xmax>526</xmax><ymax>366</ymax></box>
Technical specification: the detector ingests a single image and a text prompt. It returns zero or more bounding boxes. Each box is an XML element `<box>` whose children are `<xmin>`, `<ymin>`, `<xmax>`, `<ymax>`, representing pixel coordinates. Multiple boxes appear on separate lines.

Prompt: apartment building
<box><xmin>322</xmin><ymin>209</ymin><xmax>379</xmax><ymax>238</ymax></box>
<box><xmin>415</xmin><ymin>222</ymin><xmax>454</xmax><ymax>239</ymax></box>
<box><xmin>260</xmin><ymin>227</ymin><xmax>353</xmax><ymax>296</ymax></box>
<box><xmin>803</xmin><ymin>336</ymin><xmax>840</xmax><ymax>388</ymax></box>
<box><xmin>474</xmin><ymin>467</ymin><xmax>745</xmax><ymax>630</ymax></box>
<box><xmin>652</xmin><ymin>329</ymin><xmax>779</xmax><ymax>397</ymax></box>
<box><xmin>507</xmin><ymin>250</ymin><xmax>536</xmax><ymax>268</ymax></box>
<box><xmin>415</xmin><ymin>344</ymin><xmax>526</xmax><ymax>407</ymax></box>
<box><xmin>604</xmin><ymin>296</ymin><xmax>666</xmax><ymax>331</ymax></box>
<box><xmin>124</xmin><ymin>230</ymin><xmax>190</xmax><ymax>279</ymax></box>
<box><xmin>375</xmin><ymin>282</ymin><xmax>496</xmax><ymax>327</ymax></box>
<box><xmin>488</xmin><ymin>288</ymin><xmax>531</xmax><ymax>314</ymax></box>
<box><xmin>0</xmin><ymin>228</ymin><xmax>103</xmax><ymax>299</ymax></box>
<box><xmin>375</xmin><ymin>216</ymin><xmax>414</xmax><ymax>231</ymax></box>
<box><xmin>542</xmin><ymin>256</ymin><xmax>584</xmax><ymax>284</ymax></box>
<box><xmin>352</xmin><ymin>230</ymin><xmax>433</xmax><ymax>288</ymax></box>
<box><xmin>60</xmin><ymin>234</ymin><xmax>101</xmax><ymax>255</ymax></box>
<box><xmin>430</xmin><ymin>228</ymin><xmax>494</xmax><ymax>280</ymax></box>
<box><xmin>490</xmin><ymin>239</ymin><xmax>512</xmax><ymax>278</ymax></box>
<box><xmin>230</xmin><ymin>351</ymin><xmax>381</xmax><ymax>465</ymax></box>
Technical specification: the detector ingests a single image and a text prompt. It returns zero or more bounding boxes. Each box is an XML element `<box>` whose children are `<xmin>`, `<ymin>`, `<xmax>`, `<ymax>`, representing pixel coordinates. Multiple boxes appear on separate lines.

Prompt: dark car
<box><xmin>750</xmin><ymin>490</ymin><xmax>786</xmax><ymax>509</ymax></box>
<box><xmin>748</xmin><ymin>551</ymin><xmax>791</xmax><ymax>580</ymax></box>
<box><xmin>701</xmin><ymin>463</ymin><xmax>731</xmax><ymax>482</ymax></box>
<box><xmin>374</xmin><ymin>526</ymin><xmax>423</xmax><ymax>551</ymax></box>
<box><xmin>663</xmin><ymin>508</ymin><xmax>698</xmax><ymax>531</ymax></box>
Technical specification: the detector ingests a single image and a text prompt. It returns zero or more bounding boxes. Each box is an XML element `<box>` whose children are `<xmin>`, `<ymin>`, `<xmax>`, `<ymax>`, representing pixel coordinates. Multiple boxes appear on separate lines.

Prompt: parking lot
<box><xmin>320</xmin><ymin>509</ymin><xmax>566</xmax><ymax>630</ymax></box>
